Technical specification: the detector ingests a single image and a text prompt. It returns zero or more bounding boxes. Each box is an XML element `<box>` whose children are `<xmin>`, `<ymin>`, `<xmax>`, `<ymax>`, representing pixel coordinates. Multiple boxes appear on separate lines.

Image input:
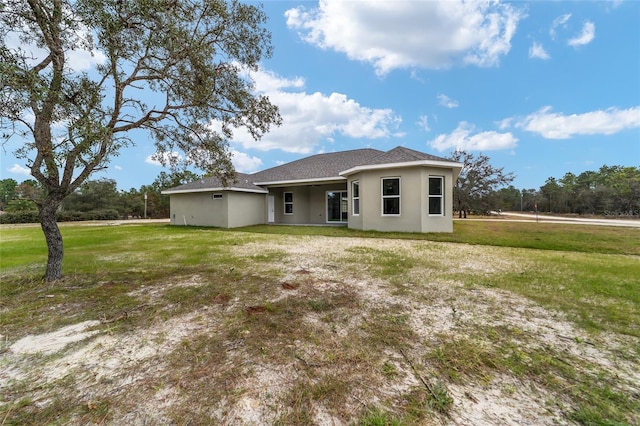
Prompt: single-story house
<box><xmin>162</xmin><ymin>146</ymin><xmax>463</xmax><ymax>233</ymax></box>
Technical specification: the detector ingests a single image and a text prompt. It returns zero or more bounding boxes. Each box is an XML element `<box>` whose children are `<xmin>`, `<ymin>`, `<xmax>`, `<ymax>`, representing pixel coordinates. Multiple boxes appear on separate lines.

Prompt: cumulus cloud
<box><xmin>231</xmin><ymin>150</ymin><xmax>263</xmax><ymax>173</ymax></box>
<box><xmin>251</xmin><ymin>69</ymin><xmax>305</xmax><ymax>93</ymax></box>
<box><xmin>437</xmin><ymin>94</ymin><xmax>459</xmax><ymax>108</ymax></box>
<box><xmin>568</xmin><ymin>21</ymin><xmax>595</xmax><ymax>47</ymax></box>
<box><xmin>285</xmin><ymin>0</ymin><xmax>524</xmax><ymax>75</ymax></box>
<box><xmin>529</xmin><ymin>41</ymin><xmax>550</xmax><ymax>60</ymax></box>
<box><xmin>517</xmin><ymin>106</ymin><xmax>640</xmax><ymax>139</ymax></box>
<box><xmin>428</xmin><ymin>122</ymin><xmax>518</xmax><ymax>152</ymax></box>
<box><xmin>8</xmin><ymin>164</ymin><xmax>31</xmax><ymax>176</ymax></box>
<box><xmin>229</xmin><ymin>69</ymin><xmax>403</xmax><ymax>154</ymax></box>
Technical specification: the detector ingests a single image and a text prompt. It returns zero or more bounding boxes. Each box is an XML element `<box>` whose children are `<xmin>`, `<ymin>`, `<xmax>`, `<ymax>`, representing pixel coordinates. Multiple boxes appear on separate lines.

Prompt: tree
<box><xmin>540</xmin><ymin>177</ymin><xmax>561</xmax><ymax>213</ymax></box>
<box><xmin>15</xmin><ymin>179</ymin><xmax>44</xmax><ymax>201</ymax></box>
<box><xmin>62</xmin><ymin>178</ymin><xmax>120</xmax><ymax>212</ymax></box>
<box><xmin>495</xmin><ymin>185</ymin><xmax>522</xmax><ymax>211</ymax></box>
<box><xmin>448</xmin><ymin>150</ymin><xmax>515</xmax><ymax>217</ymax></box>
<box><xmin>1</xmin><ymin>0</ymin><xmax>281</xmax><ymax>281</ymax></box>
<box><xmin>148</xmin><ymin>170</ymin><xmax>201</xmax><ymax>217</ymax></box>
<box><xmin>0</xmin><ymin>178</ymin><xmax>18</xmax><ymax>210</ymax></box>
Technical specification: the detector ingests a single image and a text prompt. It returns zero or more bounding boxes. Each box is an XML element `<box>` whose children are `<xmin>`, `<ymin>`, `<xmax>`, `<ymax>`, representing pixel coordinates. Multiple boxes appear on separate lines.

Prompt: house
<box><xmin>162</xmin><ymin>146</ymin><xmax>463</xmax><ymax>233</ymax></box>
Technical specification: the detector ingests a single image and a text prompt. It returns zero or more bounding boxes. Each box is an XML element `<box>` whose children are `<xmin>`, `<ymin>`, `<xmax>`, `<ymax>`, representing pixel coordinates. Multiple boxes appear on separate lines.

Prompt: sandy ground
<box><xmin>1</xmin><ymin>236</ymin><xmax>638</xmax><ymax>425</ymax></box>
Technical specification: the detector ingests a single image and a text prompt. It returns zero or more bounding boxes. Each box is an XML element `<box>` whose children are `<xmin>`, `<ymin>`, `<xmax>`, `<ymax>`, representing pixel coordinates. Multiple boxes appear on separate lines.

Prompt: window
<box><xmin>284</xmin><ymin>192</ymin><xmax>293</xmax><ymax>215</ymax></box>
<box><xmin>327</xmin><ymin>191</ymin><xmax>348</xmax><ymax>222</ymax></box>
<box><xmin>381</xmin><ymin>177</ymin><xmax>400</xmax><ymax>215</ymax></box>
<box><xmin>352</xmin><ymin>181</ymin><xmax>360</xmax><ymax>215</ymax></box>
<box><xmin>428</xmin><ymin>176</ymin><xmax>444</xmax><ymax>215</ymax></box>
<box><xmin>212</xmin><ymin>193</ymin><xmax>223</xmax><ymax>200</ymax></box>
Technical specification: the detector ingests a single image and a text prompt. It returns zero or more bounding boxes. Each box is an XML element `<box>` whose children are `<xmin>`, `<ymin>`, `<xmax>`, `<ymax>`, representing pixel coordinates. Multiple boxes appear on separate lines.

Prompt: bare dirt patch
<box><xmin>1</xmin><ymin>236</ymin><xmax>637</xmax><ymax>425</ymax></box>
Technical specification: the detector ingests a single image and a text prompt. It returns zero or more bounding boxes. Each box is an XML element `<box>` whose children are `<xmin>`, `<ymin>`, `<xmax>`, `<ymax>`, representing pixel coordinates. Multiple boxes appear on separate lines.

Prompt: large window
<box><xmin>284</xmin><ymin>192</ymin><xmax>293</xmax><ymax>215</ymax></box>
<box><xmin>327</xmin><ymin>191</ymin><xmax>348</xmax><ymax>222</ymax></box>
<box><xmin>352</xmin><ymin>181</ymin><xmax>360</xmax><ymax>216</ymax></box>
<box><xmin>428</xmin><ymin>176</ymin><xmax>444</xmax><ymax>215</ymax></box>
<box><xmin>382</xmin><ymin>177</ymin><xmax>400</xmax><ymax>216</ymax></box>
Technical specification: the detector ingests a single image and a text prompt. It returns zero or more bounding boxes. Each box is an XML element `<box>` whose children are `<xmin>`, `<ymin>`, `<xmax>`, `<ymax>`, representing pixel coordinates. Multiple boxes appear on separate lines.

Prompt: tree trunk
<box><xmin>39</xmin><ymin>197</ymin><xmax>64</xmax><ymax>282</ymax></box>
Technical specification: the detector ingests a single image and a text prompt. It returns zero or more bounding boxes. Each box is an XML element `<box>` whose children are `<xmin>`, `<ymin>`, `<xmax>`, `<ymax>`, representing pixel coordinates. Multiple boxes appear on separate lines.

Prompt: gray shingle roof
<box><xmin>163</xmin><ymin>146</ymin><xmax>459</xmax><ymax>193</ymax></box>
<box><xmin>252</xmin><ymin>148</ymin><xmax>383</xmax><ymax>183</ymax></box>
<box><xmin>162</xmin><ymin>172</ymin><xmax>267</xmax><ymax>194</ymax></box>
<box><xmin>366</xmin><ymin>146</ymin><xmax>451</xmax><ymax>165</ymax></box>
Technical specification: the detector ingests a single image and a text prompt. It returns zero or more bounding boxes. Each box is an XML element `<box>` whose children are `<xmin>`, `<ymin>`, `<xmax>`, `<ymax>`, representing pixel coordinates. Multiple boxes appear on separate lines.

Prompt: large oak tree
<box><xmin>1</xmin><ymin>0</ymin><xmax>281</xmax><ymax>281</ymax></box>
<box><xmin>449</xmin><ymin>150</ymin><xmax>515</xmax><ymax>217</ymax></box>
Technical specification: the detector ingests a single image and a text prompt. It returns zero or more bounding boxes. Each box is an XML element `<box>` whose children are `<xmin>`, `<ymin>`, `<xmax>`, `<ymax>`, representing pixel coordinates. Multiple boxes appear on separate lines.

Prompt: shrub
<box><xmin>0</xmin><ymin>211</ymin><xmax>39</xmax><ymax>224</ymax></box>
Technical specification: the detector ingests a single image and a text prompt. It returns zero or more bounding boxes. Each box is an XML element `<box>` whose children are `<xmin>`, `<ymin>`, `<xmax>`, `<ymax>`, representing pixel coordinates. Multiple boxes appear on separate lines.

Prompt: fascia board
<box><xmin>340</xmin><ymin>160</ymin><xmax>463</xmax><ymax>176</ymax></box>
<box><xmin>161</xmin><ymin>187</ymin><xmax>268</xmax><ymax>195</ymax></box>
<box><xmin>253</xmin><ymin>176</ymin><xmax>346</xmax><ymax>187</ymax></box>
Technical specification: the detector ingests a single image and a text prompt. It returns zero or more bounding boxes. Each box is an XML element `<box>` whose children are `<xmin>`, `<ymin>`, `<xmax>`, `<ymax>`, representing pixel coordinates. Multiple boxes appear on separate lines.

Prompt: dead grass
<box><xmin>1</xmin><ymin>230</ymin><xmax>638</xmax><ymax>425</ymax></box>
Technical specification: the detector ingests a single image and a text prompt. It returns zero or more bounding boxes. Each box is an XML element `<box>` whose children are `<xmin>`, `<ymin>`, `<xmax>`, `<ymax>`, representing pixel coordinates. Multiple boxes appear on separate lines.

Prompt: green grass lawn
<box><xmin>1</xmin><ymin>221</ymin><xmax>638</xmax><ymax>425</ymax></box>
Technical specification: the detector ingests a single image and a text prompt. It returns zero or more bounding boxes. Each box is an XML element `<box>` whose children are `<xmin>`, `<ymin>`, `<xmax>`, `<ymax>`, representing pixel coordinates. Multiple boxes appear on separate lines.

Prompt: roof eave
<box><xmin>253</xmin><ymin>176</ymin><xmax>346</xmax><ymax>187</ymax></box>
<box><xmin>161</xmin><ymin>187</ymin><xmax>268</xmax><ymax>195</ymax></box>
<box><xmin>339</xmin><ymin>160</ymin><xmax>463</xmax><ymax>176</ymax></box>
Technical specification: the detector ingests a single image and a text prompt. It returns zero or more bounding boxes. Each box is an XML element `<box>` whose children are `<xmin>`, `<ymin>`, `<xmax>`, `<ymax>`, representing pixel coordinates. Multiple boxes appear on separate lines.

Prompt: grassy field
<box><xmin>1</xmin><ymin>221</ymin><xmax>639</xmax><ymax>425</ymax></box>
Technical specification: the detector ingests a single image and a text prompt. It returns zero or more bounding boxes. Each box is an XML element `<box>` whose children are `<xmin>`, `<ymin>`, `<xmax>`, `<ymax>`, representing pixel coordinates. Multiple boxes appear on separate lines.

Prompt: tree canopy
<box><xmin>1</xmin><ymin>0</ymin><xmax>281</xmax><ymax>281</ymax></box>
<box><xmin>448</xmin><ymin>150</ymin><xmax>515</xmax><ymax>217</ymax></box>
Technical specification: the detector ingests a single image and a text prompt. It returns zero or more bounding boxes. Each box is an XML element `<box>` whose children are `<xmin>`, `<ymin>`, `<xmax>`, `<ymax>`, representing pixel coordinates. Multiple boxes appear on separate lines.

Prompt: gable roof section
<box><xmin>162</xmin><ymin>172</ymin><xmax>268</xmax><ymax>194</ymax></box>
<box><xmin>252</xmin><ymin>148</ymin><xmax>383</xmax><ymax>185</ymax></box>
<box><xmin>340</xmin><ymin>146</ymin><xmax>463</xmax><ymax>177</ymax></box>
<box><xmin>368</xmin><ymin>146</ymin><xmax>450</xmax><ymax>164</ymax></box>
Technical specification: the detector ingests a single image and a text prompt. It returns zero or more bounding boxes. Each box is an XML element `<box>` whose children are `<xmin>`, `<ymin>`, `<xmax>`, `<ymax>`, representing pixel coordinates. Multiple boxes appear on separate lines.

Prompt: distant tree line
<box><xmin>0</xmin><ymin>171</ymin><xmax>199</xmax><ymax>224</ymax></box>
<box><xmin>450</xmin><ymin>151</ymin><xmax>638</xmax><ymax>217</ymax></box>
<box><xmin>495</xmin><ymin>166</ymin><xmax>640</xmax><ymax>216</ymax></box>
<box><xmin>2</xmin><ymin>157</ymin><xmax>638</xmax><ymax>224</ymax></box>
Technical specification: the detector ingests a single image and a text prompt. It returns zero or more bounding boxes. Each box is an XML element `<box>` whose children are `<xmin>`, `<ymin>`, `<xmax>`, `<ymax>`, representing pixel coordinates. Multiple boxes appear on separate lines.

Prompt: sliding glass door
<box><xmin>327</xmin><ymin>191</ymin><xmax>348</xmax><ymax>223</ymax></box>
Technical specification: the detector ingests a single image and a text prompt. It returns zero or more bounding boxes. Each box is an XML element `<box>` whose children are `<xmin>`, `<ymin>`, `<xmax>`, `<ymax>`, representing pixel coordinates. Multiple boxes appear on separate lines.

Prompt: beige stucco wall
<box><xmin>269</xmin><ymin>183</ymin><xmax>346</xmax><ymax>224</ymax></box>
<box><xmin>227</xmin><ymin>192</ymin><xmax>267</xmax><ymax>228</ymax></box>
<box><xmin>347</xmin><ymin>166</ymin><xmax>454</xmax><ymax>233</ymax></box>
<box><xmin>169</xmin><ymin>191</ymin><xmax>265</xmax><ymax>228</ymax></box>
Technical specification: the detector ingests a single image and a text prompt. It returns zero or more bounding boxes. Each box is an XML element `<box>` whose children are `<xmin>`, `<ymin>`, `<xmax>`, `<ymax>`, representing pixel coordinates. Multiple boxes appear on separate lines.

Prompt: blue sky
<box><xmin>3</xmin><ymin>0</ymin><xmax>639</xmax><ymax>191</ymax></box>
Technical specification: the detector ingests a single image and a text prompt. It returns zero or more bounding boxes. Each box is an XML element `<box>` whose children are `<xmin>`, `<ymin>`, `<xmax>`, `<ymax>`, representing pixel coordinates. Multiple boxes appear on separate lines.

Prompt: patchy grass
<box><xmin>240</xmin><ymin>220</ymin><xmax>640</xmax><ymax>255</ymax></box>
<box><xmin>1</xmin><ymin>221</ymin><xmax>639</xmax><ymax>425</ymax></box>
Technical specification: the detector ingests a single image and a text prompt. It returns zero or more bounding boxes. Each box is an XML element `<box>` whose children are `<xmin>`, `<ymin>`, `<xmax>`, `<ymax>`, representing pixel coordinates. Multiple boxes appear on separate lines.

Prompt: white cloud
<box><xmin>417</xmin><ymin>115</ymin><xmax>431</xmax><ymax>132</ymax></box>
<box><xmin>113</xmin><ymin>165</ymin><xmax>123</xmax><ymax>171</ymax></box>
<box><xmin>145</xmin><ymin>152</ymin><xmax>182</xmax><ymax>166</ymax></box>
<box><xmin>8</xmin><ymin>164</ymin><xmax>31</xmax><ymax>176</ymax></box>
<box><xmin>517</xmin><ymin>106</ymin><xmax>640</xmax><ymax>139</ymax></box>
<box><xmin>5</xmin><ymin>25</ymin><xmax>105</xmax><ymax>72</ymax></box>
<box><xmin>285</xmin><ymin>0</ymin><xmax>525</xmax><ymax>75</ymax></box>
<box><xmin>251</xmin><ymin>69</ymin><xmax>305</xmax><ymax>93</ymax></box>
<box><xmin>231</xmin><ymin>150</ymin><xmax>262</xmax><ymax>173</ymax></box>
<box><xmin>529</xmin><ymin>41</ymin><xmax>550</xmax><ymax>60</ymax></box>
<box><xmin>437</xmin><ymin>94</ymin><xmax>459</xmax><ymax>109</ymax></box>
<box><xmin>229</xmin><ymin>69</ymin><xmax>403</xmax><ymax>154</ymax></box>
<box><xmin>568</xmin><ymin>21</ymin><xmax>595</xmax><ymax>47</ymax></box>
<box><xmin>550</xmin><ymin>13</ymin><xmax>572</xmax><ymax>39</ymax></box>
<box><xmin>495</xmin><ymin>117</ymin><xmax>513</xmax><ymax>130</ymax></box>
<box><xmin>428</xmin><ymin>122</ymin><xmax>518</xmax><ymax>152</ymax></box>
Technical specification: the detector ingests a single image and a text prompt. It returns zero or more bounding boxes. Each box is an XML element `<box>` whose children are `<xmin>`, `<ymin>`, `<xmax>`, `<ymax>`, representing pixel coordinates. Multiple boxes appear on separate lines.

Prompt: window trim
<box><xmin>381</xmin><ymin>177</ymin><xmax>401</xmax><ymax>216</ymax></box>
<box><xmin>352</xmin><ymin>180</ymin><xmax>360</xmax><ymax>216</ymax></box>
<box><xmin>284</xmin><ymin>191</ymin><xmax>293</xmax><ymax>215</ymax></box>
<box><xmin>428</xmin><ymin>176</ymin><xmax>444</xmax><ymax>216</ymax></box>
